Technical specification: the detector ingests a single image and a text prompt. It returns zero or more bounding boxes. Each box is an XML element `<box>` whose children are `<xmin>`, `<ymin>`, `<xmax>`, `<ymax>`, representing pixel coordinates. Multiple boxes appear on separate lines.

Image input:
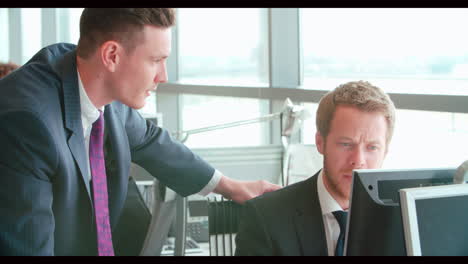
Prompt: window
<box><xmin>300</xmin><ymin>103</ymin><xmax>318</xmax><ymax>144</ymax></box>
<box><xmin>176</xmin><ymin>8</ymin><xmax>270</xmax><ymax>147</ymax></box>
<box><xmin>20</xmin><ymin>8</ymin><xmax>41</xmax><ymax>64</ymax></box>
<box><xmin>384</xmin><ymin>109</ymin><xmax>468</xmax><ymax>169</ymax></box>
<box><xmin>301</xmin><ymin>8</ymin><xmax>468</xmax><ymax>96</ymax></box>
<box><xmin>0</xmin><ymin>9</ymin><xmax>9</xmax><ymax>62</ymax></box>
<box><xmin>301</xmin><ymin>104</ymin><xmax>468</xmax><ymax>169</ymax></box>
<box><xmin>300</xmin><ymin>8</ymin><xmax>468</xmax><ymax>168</ymax></box>
<box><xmin>177</xmin><ymin>8</ymin><xmax>269</xmax><ymax>86</ymax></box>
<box><xmin>60</xmin><ymin>8</ymin><xmax>83</xmax><ymax>44</ymax></box>
<box><xmin>181</xmin><ymin>95</ymin><xmax>269</xmax><ymax>148</ymax></box>
<box><xmin>138</xmin><ymin>92</ymin><xmax>158</xmax><ymax>118</ymax></box>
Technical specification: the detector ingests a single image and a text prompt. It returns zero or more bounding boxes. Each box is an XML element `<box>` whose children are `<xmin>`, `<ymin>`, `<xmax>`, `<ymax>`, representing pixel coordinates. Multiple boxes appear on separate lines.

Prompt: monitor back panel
<box><xmin>345</xmin><ymin>168</ymin><xmax>455</xmax><ymax>256</ymax></box>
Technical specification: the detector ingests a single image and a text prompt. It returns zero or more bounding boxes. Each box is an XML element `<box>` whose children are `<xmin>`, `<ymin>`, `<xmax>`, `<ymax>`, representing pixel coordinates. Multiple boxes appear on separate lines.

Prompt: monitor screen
<box><xmin>344</xmin><ymin>167</ymin><xmax>456</xmax><ymax>256</ymax></box>
<box><xmin>400</xmin><ymin>183</ymin><xmax>468</xmax><ymax>256</ymax></box>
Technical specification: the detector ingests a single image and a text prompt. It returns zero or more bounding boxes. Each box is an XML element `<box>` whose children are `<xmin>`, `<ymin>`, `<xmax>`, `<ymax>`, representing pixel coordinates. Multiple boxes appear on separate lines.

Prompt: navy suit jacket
<box><xmin>0</xmin><ymin>43</ymin><xmax>214</xmax><ymax>255</ymax></box>
<box><xmin>235</xmin><ymin>171</ymin><xmax>328</xmax><ymax>256</ymax></box>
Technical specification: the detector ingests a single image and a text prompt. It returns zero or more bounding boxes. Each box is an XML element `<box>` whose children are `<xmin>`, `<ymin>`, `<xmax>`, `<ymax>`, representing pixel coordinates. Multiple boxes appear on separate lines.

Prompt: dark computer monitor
<box><xmin>344</xmin><ymin>167</ymin><xmax>456</xmax><ymax>256</ymax></box>
<box><xmin>400</xmin><ymin>183</ymin><xmax>468</xmax><ymax>256</ymax></box>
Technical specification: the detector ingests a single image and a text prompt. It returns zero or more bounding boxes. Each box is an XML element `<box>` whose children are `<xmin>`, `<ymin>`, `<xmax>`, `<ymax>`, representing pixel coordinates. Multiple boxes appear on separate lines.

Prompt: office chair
<box><xmin>113</xmin><ymin>176</ymin><xmax>152</xmax><ymax>256</ymax></box>
<box><xmin>139</xmin><ymin>179</ymin><xmax>178</xmax><ymax>256</ymax></box>
<box><xmin>283</xmin><ymin>144</ymin><xmax>323</xmax><ymax>186</ymax></box>
<box><xmin>207</xmin><ymin>196</ymin><xmax>243</xmax><ymax>256</ymax></box>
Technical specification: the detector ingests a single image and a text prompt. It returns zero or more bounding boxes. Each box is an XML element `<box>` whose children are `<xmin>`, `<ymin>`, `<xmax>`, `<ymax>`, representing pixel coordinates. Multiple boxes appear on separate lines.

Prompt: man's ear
<box><xmin>316</xmin><ymin>131</ymin><xmax>325</xmax><ymax>155</ymax></box>
<box><xmin>100</xmin><ymin>41</ymin><xmax>120</xmax><ymax>72</ymax></box>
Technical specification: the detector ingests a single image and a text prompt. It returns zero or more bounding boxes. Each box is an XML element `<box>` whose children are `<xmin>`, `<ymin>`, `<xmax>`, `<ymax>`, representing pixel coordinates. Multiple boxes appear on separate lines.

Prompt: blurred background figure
<box><xmin>0</xmin><ymin>62</ymin><xmax>19</xmax><ymax>78</ymax></box>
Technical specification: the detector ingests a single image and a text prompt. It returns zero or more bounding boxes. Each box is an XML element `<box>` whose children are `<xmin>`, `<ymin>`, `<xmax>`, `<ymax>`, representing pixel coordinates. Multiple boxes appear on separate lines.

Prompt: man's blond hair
<box><xmin>316</xmin><ymin>80</ymin><xmax>396</xmax><ymax>144</ymax></box>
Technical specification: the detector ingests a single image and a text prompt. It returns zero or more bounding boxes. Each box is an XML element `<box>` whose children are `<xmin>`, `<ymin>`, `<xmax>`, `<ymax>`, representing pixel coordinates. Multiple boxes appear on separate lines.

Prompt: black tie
<box><xmin>332</xmin><ymin>210</ymin><xmax>348</xmax><ymax>256</ymax></box>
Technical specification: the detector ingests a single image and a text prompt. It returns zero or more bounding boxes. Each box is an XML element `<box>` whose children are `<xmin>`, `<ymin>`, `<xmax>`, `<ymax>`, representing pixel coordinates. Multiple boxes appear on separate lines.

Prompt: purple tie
<box><xmin>89</xmin><ymin>110</ymin><xmax>115</xmax><ymax>256</ymax></box>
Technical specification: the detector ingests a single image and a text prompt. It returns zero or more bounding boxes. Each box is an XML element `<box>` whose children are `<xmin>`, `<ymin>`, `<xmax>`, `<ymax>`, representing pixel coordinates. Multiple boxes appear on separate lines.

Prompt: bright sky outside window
<box><xmin>0</xmin><ymin>9</ymin><xmax>9</xmax><ymax>62</ymax></box>
<box><xmin>178</xmin><ymin>8</ymin><xmax>269</xmax><ymax>87</ymax></box>
<box><xmin>301</xmin><ymin>8</ymin><xmax>468</xmax><ymax>96</ymax></box>
<box><xmin>21</xmin><ymin>8</ymin><xmax>41</xmax><ymax>64</ymax></box>
<box><xmin>181</xmin><ymin>95</ymin><xmax>269</xmax><ymax>148</ymax></box>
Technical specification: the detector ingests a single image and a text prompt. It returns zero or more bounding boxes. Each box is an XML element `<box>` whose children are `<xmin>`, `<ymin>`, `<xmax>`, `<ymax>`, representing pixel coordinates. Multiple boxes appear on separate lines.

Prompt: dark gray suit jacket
<box><xmin>0</xmin><ymin>43</ymin><xmax>214</xmax><ymax>255</ymax></box>
<box><xmin>235</xmin><ymin>171</ymin><xmax>328</xmax><ymax>256</ymax></box>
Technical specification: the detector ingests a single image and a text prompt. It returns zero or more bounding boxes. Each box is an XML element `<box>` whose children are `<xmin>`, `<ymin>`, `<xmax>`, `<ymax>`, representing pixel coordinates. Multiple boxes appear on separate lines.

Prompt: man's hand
<box><xmin>213</xmin><ymin>175</ymin><xmax>281</xmax><ymax>204</ymax></box>
<box><xmin>0</xmin><ymin>62</ymin><xmax>19</xmax><ymax>78</ymax></box>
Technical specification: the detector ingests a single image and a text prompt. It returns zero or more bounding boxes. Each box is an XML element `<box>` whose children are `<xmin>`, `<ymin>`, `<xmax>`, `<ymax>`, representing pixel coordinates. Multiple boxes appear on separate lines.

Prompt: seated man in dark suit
<box><xmin>235</xmin><ymin>81</ymin><xmax>396</xmax><ymax>256</ymax></box>
<box><xmin>0</xmin><ymin>8</ymin><xmax>280</xmax><ymax>256</ymax></box>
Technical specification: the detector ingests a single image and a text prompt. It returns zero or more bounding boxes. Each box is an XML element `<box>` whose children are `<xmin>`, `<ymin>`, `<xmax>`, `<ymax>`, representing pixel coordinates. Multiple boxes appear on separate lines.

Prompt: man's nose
<box><xmin>350</xmin><ymin>148</ymin><xmax>365</xmax><ymax>168</ymax></box>
<box><xmin>155</xmin><ymin>63</ymin><xmax>168</xmax><ymax>84</ymax></box>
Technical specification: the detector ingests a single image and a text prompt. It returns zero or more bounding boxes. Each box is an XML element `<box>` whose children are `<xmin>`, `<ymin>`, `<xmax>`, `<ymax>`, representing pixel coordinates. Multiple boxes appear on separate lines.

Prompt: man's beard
<box><xmin>322</xmin><ymin>154</ymin><xmax>350</xmax><ymax>202</ymax></box>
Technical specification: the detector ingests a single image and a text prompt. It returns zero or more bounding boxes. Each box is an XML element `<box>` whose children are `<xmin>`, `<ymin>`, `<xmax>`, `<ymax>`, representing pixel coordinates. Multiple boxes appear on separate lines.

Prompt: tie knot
<box><xmin>92</xmin><ymin>110</ymin><xmax>104</xmax><ymax>130</ymax></box>
<box><xmin>332</xmin><ymin>210</ymin><xmax>348</xmax><ymax>230</ymax></box>
<box><xmin>96</xmin><ymin>110</ymin><xmax>103</xmax><ymax>122</ymax></box>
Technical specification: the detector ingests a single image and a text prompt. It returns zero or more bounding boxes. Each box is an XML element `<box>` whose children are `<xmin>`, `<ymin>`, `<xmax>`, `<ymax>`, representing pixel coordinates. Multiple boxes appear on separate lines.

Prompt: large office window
<box><xmin>300</xmin><ymin>8</ymin><xmax>468</xmax><ymax>168</ymax></box>
<box><xmin>177</xmin><ymin>8</ymin><xmax>270</xmax><ymax>147</ymax></box>
<box><xmin>177</xmin><ymin>8</ymin><xmax>269</xmax><ymax>86</ymax></box>
<box><xmin>301</xmin><ymin>8</ymin><xmax>468</xmax><ymax>96</ymax></box>
<box><xmin>384</xmin><ymin>109</ymin><xmax>468</xmax><ymax>169</ymax></box>
<box><xmin>181</xmin><ymin>95</ymin><xmax>269</xmax><ymax>148</ymax></box>
<box><xmin>302</xmin><ymin>103</ymin><xmax>468</xmax><ymax>169</ymax></box>
<box><xmin>20</xmin><ymin>8</ymin><xmax>42</xmax><ymax>64</ymax></box>
<box><xmin>60</xmin><ymin>8</ymin><xmax>83</xmax><ymax>44</ymax></box>
<box><xmin>0</xmin><ymin>9</ymin><xmax>9</xmax><ymax>62</ymax></box>
<box><xmin>5</xmin><ymin>8</ymin><xmax>468</xmax><ymax>169</ymax></box>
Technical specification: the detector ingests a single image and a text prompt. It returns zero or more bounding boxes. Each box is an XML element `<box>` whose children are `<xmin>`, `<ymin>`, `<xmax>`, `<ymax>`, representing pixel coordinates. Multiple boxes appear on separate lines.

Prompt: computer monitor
<box><xmin>344</xmin><ymin>167</ymin><xmax>456</xmax><ymax>256</ymax></box>
<box><xmin>400</xmin><ymin>183</ymin><xmax>468</xmax><ymax>256</ymax></box>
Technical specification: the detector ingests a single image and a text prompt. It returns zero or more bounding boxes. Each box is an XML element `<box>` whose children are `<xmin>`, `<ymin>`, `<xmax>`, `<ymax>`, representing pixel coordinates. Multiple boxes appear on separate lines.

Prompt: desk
<box><xmin>161</xmin><ymin>238</ymin><xmax>210</xmax><ymax>256</ymax></box>
<box><xmin>186</xmin><ymin>242</ymin><xmax>210</xmax><ymax>256</ymax></box>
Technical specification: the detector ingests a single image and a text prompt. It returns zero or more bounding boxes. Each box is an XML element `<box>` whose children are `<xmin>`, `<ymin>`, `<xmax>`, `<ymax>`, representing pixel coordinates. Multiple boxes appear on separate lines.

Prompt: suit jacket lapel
<box><xmin>293</xmin><ymin>172</ymin><xmax>328</xmax><ymax>256</ymax></box>
<box><xmin>58</xmin><ymin>50</ymin><xmax>92</xmax><ymax>200</ymax></box>
<box><xmin>103</xmin><ymin>104</ymin><xmax>131</xmax><ymax>225</ymax></box>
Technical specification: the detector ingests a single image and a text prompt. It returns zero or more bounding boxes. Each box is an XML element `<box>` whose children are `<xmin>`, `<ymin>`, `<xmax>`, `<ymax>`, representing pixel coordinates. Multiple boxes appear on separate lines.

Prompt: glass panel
<box><xmin>21</xmin><ymin>8</ymin><xmax>41</xmax><ymax>64</ymax></box>
<box><xmin>181</xmin><ymin>95</ymin><xmax>269</xmax><ymax>148</ymax></box>
<box><xmin>177</xmin><ymin>8</ymin><xmax>269</xmax><ymax>86</ymax></box>
<box><xmin>384</xmin><ymin>109</ymin><xmax>468</xmax><ymax>169</ymax></box>
<box><xmin>301</xmin><ymin>103</ymin><xmax>318</xmax><ymax>144</ymax></box>
<box><xmin>137</xmin><ymin>93</ymin><xmax>158</xmax><ymax>117</ymax></box>
<box><xmin>301</xmin><ymin>105</ymin><xmax>468</xmax><ymax>169</ymax></box>
<box><xmin>0</xmin><ymin>9</ymin><xmax>9</xmax><ymax>62</ymax></box>
<box><xmin>67</xmin><ymin>8</ymin><xmax>83</xmax><ymax>44</ymax></box>
<box><xmin>301</xmin><ymin>8</ymin><xmax>468</xmax><ymax>95</ymax></box>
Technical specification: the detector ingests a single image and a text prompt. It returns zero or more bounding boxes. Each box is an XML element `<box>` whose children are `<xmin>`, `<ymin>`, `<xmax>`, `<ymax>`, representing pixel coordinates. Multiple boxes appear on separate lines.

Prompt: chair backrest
<box><xmin>113</xmin><ymin>177</ymin><xmax>152</xmax><ymax>256</ymax></box>
<box><xmin>139</xmin><ymin>179</ymin><xmax>178</xmax><ymax>256</ymax></box>
<box><xmin>207</xmin><ymin>196</ymin><xmax>243</xmax><ymax>256</ymax></box>
<box><xmin>283</xmin><ymin>144</ymin><xmax>323</xmax><ymax>186</ymax></box>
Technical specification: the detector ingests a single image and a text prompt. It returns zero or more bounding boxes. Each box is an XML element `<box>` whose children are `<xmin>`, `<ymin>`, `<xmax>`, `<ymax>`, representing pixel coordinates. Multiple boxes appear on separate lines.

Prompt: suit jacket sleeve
<box><xmin>0</xmin><ymin>111</ymin><xmax>58</xmax><ymax>255</ymax></box>
<box><xmin>235</xmin><ymin>199</ymin><xmax>275</xmax><ymax>256</ymax></box>
<box><xmin>118</xmin><ymin>105</ymin><xmax>215</xmax><ymax>197</ymax></box>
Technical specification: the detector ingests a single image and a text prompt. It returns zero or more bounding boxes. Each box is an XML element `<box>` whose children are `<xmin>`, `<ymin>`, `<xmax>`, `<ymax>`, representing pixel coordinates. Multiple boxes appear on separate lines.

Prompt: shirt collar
<box><xmin>77</xmin><ymin>70</ymin><xmax>104</xmax><ymax>125</ymax></box>
<box><xmin>317</xmin><ymin>169</ymin><xmax>344</xmax><ymax>215</ymax></box>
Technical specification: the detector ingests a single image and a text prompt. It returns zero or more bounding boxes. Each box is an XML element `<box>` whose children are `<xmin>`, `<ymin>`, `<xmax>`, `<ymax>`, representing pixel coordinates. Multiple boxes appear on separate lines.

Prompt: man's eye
<box><xmin>368</xmin><ymin>145</ymin><xmax>378</xmax><ymax>151</ymax></box>
<box><xmin>340</xmin><ymin>143</ymin><xmax>351</xmax><ymax>147</ymax></box>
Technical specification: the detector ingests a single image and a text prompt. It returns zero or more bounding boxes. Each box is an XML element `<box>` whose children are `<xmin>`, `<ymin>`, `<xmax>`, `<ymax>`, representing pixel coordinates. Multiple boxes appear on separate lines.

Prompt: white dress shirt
<box><xmin>77</xmin><ymin>71</ymin><xmax>220</xmax><ymax>195</ymax></box>
<box><xmin>317</xmin><ymin>170</ymin><xmax>348</xmax><ymax>256</ymax></box>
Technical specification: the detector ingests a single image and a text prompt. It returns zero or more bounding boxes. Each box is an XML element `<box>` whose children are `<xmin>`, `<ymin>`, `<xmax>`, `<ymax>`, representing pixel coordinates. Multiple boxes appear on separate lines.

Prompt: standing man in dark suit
<box><xmin>0</xmin><ymin>8</ymin><xmax>280</xmax><ymax>256</ymax></box>
<box><xmin>235</xmin><ymin>81</ymin><xmax>396</xmax><ymax>256</ymax></box>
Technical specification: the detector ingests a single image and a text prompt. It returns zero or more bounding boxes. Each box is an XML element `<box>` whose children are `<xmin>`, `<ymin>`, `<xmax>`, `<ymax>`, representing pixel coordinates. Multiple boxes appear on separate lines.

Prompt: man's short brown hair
<box><xmin>316</xmin><ymin>80</ymin><xmax>396</xmax><ymax>144</ymax></box>
<box><xmin>77</xmin><ymin>8</ymin><xmax>176</xmax><ymax>59</ymax></box>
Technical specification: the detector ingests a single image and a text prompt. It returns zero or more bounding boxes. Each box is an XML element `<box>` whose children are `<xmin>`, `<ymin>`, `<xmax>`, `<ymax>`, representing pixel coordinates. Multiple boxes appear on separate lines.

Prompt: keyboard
<box><xmin>161</xmin><ymin>236</ymin><xmax>203</xmax><ymax>256</ymax></box>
